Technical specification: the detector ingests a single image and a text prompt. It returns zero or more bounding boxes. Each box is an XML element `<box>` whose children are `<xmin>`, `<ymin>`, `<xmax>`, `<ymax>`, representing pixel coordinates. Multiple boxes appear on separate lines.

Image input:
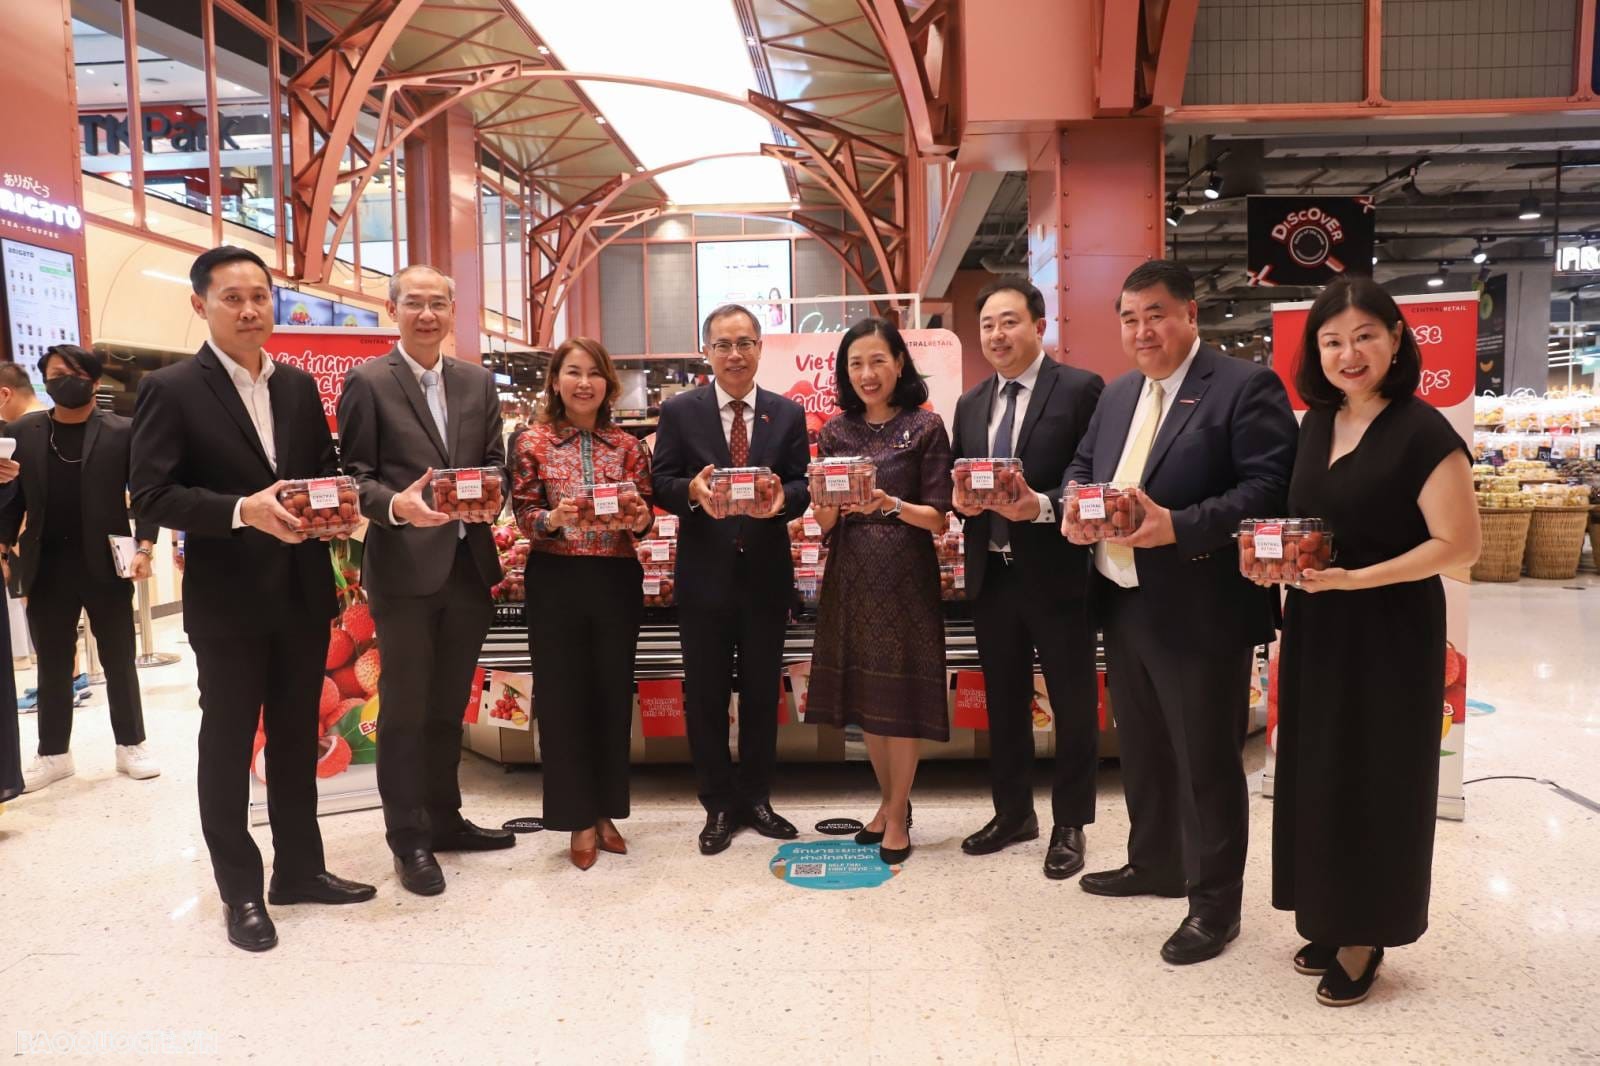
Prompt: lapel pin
<box><xmin>1179</xmin><ymin>398</ymin><xmax>1199</xmax><ymax>405</ymax></box>
<box><xmin>761</xmin><ymin>413</ymin><xmax>770</xmax><ymax>423</ymax></box>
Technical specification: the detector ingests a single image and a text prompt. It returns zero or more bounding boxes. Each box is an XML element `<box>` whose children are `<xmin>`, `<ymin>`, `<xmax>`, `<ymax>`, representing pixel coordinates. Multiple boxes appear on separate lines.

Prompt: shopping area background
<box><xmin>1</xmin><ymin>0</ymin><xmax>1598</xmax><ymax>1063</ymax></box>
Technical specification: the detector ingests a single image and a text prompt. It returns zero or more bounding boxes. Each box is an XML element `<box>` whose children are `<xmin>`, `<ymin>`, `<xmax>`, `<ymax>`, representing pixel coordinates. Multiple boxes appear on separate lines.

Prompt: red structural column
<box><xmin>403</xmin><ymin>107</ymin><xmax>484</xmax><ymax>361</ymax></box>
<box><xmin>1027</xmin><ymin>122</ymin><xmax>1164</xmax><ymax>385</ymax></box>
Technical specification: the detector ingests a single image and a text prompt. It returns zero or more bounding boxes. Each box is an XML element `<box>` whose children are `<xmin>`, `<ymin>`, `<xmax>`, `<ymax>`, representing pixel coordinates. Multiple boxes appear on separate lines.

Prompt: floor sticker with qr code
<box><xmin>769</xmin><ymin>839</ymin><xmax>901</xmax><ymax>891</ymax></box>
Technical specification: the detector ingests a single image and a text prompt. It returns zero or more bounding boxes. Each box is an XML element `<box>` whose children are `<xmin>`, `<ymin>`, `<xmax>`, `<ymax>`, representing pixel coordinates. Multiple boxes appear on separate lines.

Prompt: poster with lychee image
<box><xmin>249</xmin><ymin>538</ymin><xmax>384</xmax><ymax>822</ymax></box>
<box><xmin>484</xmin><ymin>672</ymin><xmax>533</xmax><ymax>732</ymax></box>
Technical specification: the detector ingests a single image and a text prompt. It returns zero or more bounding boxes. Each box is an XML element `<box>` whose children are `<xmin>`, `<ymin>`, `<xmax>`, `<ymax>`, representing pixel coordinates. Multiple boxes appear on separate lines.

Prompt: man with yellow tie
<box><xmin>1062</xmin><ymin>260</ymin><xmax>1297</xmax><ymax>966</ymax></box>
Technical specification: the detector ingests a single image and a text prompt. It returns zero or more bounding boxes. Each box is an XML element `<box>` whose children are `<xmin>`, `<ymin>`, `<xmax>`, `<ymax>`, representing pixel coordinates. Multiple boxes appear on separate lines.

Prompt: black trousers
<box><xmin>678</xmin><ymin>564</ymin><xmax>788</xmax><ymax>814</ymax></box>
<box><xmin>1103</xmin><ymin>583</ymin><xmax>1253</xmax><ymax>925</ymax></box>
<box><xmin>971</xmin><ymin>555</ymin><xmax>1099</xmax><ymax>827</ymax></box>
<box><xmin>367</xmin><ymin>539</ymin><xmax>494</xmax><ymax>855</ymax></box>
<box><xmin>27</xmin><ymin>550</ymin><xmax>145</xmax><ymax>756</ymax></box>
<box><xmin>191</xmin><ymin>619</ymin><xmax>327</xmax><ymax>905</ymax></box>
<box><xmin>528</xmin><ymin>553</ymin><xmax>642</xmax><ymax>831</ymax></box>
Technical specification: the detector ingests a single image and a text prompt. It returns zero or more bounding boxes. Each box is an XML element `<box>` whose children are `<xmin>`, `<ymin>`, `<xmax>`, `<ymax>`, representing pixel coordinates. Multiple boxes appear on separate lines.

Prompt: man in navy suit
<box><xmin>951</xmin><ymin>277</ymin><xmax>1104</xmax><ymax>880</ymax></box>
<box><xmin>652</xmin><ymin>304</ymin><xmax>811</xmax><ymax>855</ymax></box>
<box><xmin>1063</xmin><ymin>260</ymin><xmax>1296</xmax><ymax>965</ymax></box>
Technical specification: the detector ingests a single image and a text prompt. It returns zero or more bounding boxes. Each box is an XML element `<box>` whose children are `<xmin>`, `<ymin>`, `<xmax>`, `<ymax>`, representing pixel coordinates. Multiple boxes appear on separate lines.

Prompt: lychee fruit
<box><xmin>331</xmin><ymin>665</ymin><xmax>365</xmax><ymax>700</ymax></box>
<box><xmin>326</xmin><ymin>627</ymin><xmax>357</xmax><ymax>671</ymax></box>
<box><xmin>323</xmin><ymin>694</ymin><xmax>362</xmax><ymax>733</ymax></box>
<box><xmin>354</xmin><ymin>648</ymin><xmax>381</xmax><ymax>698</ymax></box>
<box><xmin>341</xmin><ymin>601</ymin><xmax>376</xmax><ymax>644</ymax></box>
<box><xmin>315</xmin><ymin>734</ymin><xmax>353</xmax><ymax>778</ymax></box>
<box><xmin>318</xmin><ymin>675</ymin><xmax>340</xmax><ymax>720</ymax></box>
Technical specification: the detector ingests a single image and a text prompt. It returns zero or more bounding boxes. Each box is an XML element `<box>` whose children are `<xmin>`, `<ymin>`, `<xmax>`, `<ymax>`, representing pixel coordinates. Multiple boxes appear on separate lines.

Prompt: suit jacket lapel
<box><xmin>441</xmin><ymin>357</ymin><xmax>468</xmax><ymax>466</ymax></box>
<box><xmin>747</xmin><ymin>387</ymin><xmax>772</xmax><ymax>465</ymax></box>
<box><xmin>197</xmin><ymin>346</ymin><xmax>275</xmax><ymax>477</ymax></box>
<box><xmin>1141</xmin><ymin>348</ymin><xmax>1214</xmax><ymax>483</ymax></box>
<box><xmin>1014</xmin><ymin>360</ymin><xmax>1058</xmax><ymax>455</ymax></box>
<box><xmin>703</xmin><ymin>386</ymin><xmax>733</xmax><ymax>467</ymax></box>
<box><xmin>1098</xmin><ymin>375</ymin><xmax>1143</xmax><ymax>483</ymax></box>
<box><xmin>965</xmin><ymin>376</ymin><xmax>996</xmax><ymax>457</ymax></box>
<box><xmin>82</xmin><ymin>408</ymin><xmax>104</xmax><ymax>466</ymax></box>
<box><xmin>267</xmin><ymin>367</ymin><xmax>297</xmax><ymax>477</ymax></box>
<box><xmin>389</xmin><ymin>350</ymin><xmax>450</xmax><ymax>463</ymax></box>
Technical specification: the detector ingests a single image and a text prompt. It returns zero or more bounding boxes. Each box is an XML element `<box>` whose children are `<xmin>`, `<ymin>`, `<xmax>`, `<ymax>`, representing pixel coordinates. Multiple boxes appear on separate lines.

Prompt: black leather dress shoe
<box><xmin>961</xmin><ymin>812</ymin><xmax>1040</xmax><ymax>855</ymax></box>
<box><xmin>1160</xmin><ymin>915</ymin><xmax>1241</xmax><ymax>965</ymax></box>
<box><xmin>743</xmin><ymin>803</ymin><xmax>798</xmax><ymax>840</ymax></box>
<box><xmin>433</xmin><ymin>819</ymin><xmax>516</xmax><ymax>852</ymax></box>
<box><xmin>1079</xmin><ymin>864</ymin><xmax>1186</xmax><ymax>898</ymax></box>
<box><xmin>268</xmin><ymin>871</ymin><xmax>377</xmax><ymax>906</ymax></box>
<box><xmin>699</xmin><ymin>811</ymin><xmax>738</xmax><ymax>855</ymax></box>
<box><xmin>1042</xmin><ymin>826</ymin><xmax>1086</xmax><ymax>880</ymax></box>
<box><xmin>226</xmin><ymin>901</ymin><xmax>277</xmax><ymax>952</ymax></box>
<box><xmin>394</xmin><ymin>849</ymin><xmax>446</xmax><ymax>896</ymax></box>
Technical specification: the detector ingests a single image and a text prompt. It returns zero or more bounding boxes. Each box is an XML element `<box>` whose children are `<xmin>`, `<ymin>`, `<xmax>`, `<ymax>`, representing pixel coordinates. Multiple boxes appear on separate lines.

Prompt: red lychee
<box><xmin>326</xmin><ymin>627</ymin><xmax>357</xmax><ymax>671</ymax></box>
<box><xmin>354</xmin><ymin>648</ymin><xmax>381</xmax><ymax>698</ymax></box>
<box><xmin>341</xmin><ymin>601</ymin><xmax>376</xmax><ymax>644</ymax></box>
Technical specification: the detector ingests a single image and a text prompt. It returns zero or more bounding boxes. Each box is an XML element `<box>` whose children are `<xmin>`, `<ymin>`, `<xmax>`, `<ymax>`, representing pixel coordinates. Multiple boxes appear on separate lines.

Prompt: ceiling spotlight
<box><xmin>745</xmin><ymin>35</ymin><xmax>759</xmax><ymax>46</ymax></box>
<box><xmin>1472</xmin><ymin>241</ymin><xmax>1488</xmax><ymax>265</ymax></box>
<box><xmin>634</xmin><ymin>164</ymin><xmax>645</xmax><ymax>173</ymax></box>
<box><xmin>1518</xmin><ymin>191</ymin><xmax>1541</xmax><ymax>220</ymax></box>
<box><xmin>594</xmin><ymin>115</ymin><xmax>607</xmax><ymax>125</ymax></box>
<box><xmin>1428</xmin><ymin>263</ymin><xmax>1448</xmax><ymax>287</ymax></box>
<box><xmin>85</xmin><ymin>68</ymin><xmax>95</xmax><ymax>75</ymax></box>
<box><xmin>536</xmin><ymin>45</ymin><xmax>550</xmax><ymax>56</ymax></box>
<box><xmin>1223</xmin><ymin>301</ymin><xmax>1236</xmax><ymax>319</ymax></box>
<box><xmin>1203</xmin><ymin>170</ymin><xmax>1224</xmax><ymax>200</ymax></box>
<box><xmin>1264</xmin><ymin>332</ymin><xmax>1272</xmax><ymax>344</ymax></box>
<box><xmin>1165</xmin><ymin>201</ymin><xmax>1185</xmax><ymax>227</ymax></box>
<box><xmin>1371</xmin><ymin>254</ymin><xmax>1379</xmax><ymax>266</ymax></box>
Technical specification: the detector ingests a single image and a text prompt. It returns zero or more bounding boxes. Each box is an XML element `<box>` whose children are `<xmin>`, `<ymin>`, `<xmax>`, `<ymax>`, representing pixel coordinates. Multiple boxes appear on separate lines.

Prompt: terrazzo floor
<box><xmin>2</xmin><ymin>575</ymin><xmax>1597</xmax><ymax>1064</ymax></box>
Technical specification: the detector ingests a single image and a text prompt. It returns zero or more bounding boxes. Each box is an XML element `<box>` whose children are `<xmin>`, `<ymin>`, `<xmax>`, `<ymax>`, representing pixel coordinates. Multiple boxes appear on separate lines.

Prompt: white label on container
<box><xmin>650</xmin><ymin>541</ymin><xmax>670</xmax><ymax>562</ymax></box>
<box><xmin>594</xmin><ymin>485</ymin><xmax>619</xmax><ymax>515</ymax></box>
<box><xmin>1256</xmin><ymin>523</ymin><xmax>1284</xmax><ymax>559</ymax></box>
<box><xmin>1077</xmin><ymin>486</ymin><xmax>1106</xmax><ymax>520</ymax></box>
<box><xmin>802</xmin><ymin>517</ymin><xmax>822</xmax><ymax>538</ymax></box>
<box><xmin>308</xmin><ymin>478</ymin><xmax>338</xmax><ymax>510</ymax></box>
<box><xmin>970</xmin><ymin>462</ymin><xmax>995</xmax><ymax>490</ymax></box>
<box><xmin>802</xmin><ymin>544</ymin><xmax>821</xmax><ymax>565</ymax></box>
<box><xmin>456</xmin><ymin>469</ymin><xmax>483</xmax><ymax>500</ymax></box>
<box><xmin>823</xmin><ymin>465</ymin><xmax>848</xmax><ymax>493</ymax></box>
<box><xmin>954</xmin><ymin>567</ymin><xmax>966</xmax><ymax>589</ymax></box>
<box><xmin>642</xmin><ymin>578</ymin><xmax>661</xmax><ymax>596</ymax></box>
<box><xmin>732</xmin><ymin>472</ymin><xmax>756</xmax><ymax>500</ymax></box>
<box><xmin>799</xmin><ymin>579</ymin><xmax>818</xmax><ymax>594</ymax></box>
<box><xmin>657</xmin><ymin>515</ymin><xmax>678</xmax><ymax>538</ymax></box>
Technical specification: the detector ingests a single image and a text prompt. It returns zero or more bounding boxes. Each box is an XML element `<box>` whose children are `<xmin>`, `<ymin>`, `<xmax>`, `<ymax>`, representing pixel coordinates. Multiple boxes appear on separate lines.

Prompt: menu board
<box><xmin>2</xmin><ymin>237</ymin><xmax>81</xmax><ymax>390</ymax></box>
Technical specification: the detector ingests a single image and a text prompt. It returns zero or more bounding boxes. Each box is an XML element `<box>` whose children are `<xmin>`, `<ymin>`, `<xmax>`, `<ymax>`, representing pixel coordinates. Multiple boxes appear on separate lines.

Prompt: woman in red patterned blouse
<box><xmin>512</xmin><ymin>337</ymin><xmax>653</xmax><ymax>870</ymax></box>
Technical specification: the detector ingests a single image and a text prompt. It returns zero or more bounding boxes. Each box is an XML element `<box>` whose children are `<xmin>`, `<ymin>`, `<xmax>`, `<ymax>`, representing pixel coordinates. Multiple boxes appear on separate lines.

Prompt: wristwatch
<box><xmin>883</xmin><ymin>496</ymin><xmax>903</xmax><ymax>520</ymax></box>
<box><xmin>135</xmin><ymin>546</ymin><xmax>154</xmax><ymax>558</ymax></box>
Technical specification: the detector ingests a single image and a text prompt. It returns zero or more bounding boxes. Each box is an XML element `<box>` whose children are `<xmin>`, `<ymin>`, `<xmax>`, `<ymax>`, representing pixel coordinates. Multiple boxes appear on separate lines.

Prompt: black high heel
<box><xmin>1294</xmin><ymin>942</ymin><xmax>1337</xmax><ymax>976</ymax></box>
<box><xmin>854</xmin><ymin>801</ymin><xmax>912</xmax><ymax>845</ymax></box>
<box><xmin>879</xmin><ymin>833</ymin><xmax>912</xmax><ymax>865</ymax></box>
<box><xmin>1316</xmin><ymin>947</ymin><xmax>1383</xmax><ymax>1007</ymax></box>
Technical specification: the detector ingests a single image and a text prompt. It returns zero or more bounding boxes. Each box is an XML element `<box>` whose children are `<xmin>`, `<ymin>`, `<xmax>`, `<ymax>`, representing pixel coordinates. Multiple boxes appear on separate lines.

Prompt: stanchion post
<box><xmin>134</xmin><ymin>579</ymin><xmax>179</xmax><ymax>668</ymax></box>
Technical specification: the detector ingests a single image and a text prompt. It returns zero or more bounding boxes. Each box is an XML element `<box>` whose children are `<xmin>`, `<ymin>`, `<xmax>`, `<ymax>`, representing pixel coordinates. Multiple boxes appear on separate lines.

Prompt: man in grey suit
<box><xmin>337</xmin><ymin>264</ymin><xmax>514</xmax><ymax>896</ymax></box>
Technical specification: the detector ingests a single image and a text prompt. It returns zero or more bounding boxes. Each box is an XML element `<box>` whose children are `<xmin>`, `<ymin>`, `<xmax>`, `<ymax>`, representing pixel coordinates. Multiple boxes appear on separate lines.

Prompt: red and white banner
<box><xmin>263</xmin><ymin>326</ymin><xmax>398</xmax><ymax>430</ymax></box>
<box><xmin>1268</xmin><ymin>293</ymin><xmax>1476</xmax><ymax>820</ymax></box>
<box><xmin>756</xmin><ymin>329</ymin><xmax>964</xmax><ymax>454</ymax></box>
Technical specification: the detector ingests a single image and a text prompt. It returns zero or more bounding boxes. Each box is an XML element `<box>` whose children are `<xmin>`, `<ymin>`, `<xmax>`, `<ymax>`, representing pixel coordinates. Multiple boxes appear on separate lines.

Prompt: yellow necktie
<box><xmin>1106</xmin><ymin>379</ymin><xmax>1164</xmax><ymax>568</ymax></box>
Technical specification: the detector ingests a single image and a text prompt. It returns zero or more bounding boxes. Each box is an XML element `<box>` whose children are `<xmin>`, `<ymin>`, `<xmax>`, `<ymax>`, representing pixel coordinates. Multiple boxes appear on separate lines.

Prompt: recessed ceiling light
<box><xmin>594</xmin><ymin>115</ymin><xmax>607</xmax><ymax>125</ymax></box>
<box><xmin>634</xmin><ymin>164</ymin><xmax>645</xmax><ymax>173</ymax></box>
<box><xmin>536</xmin><ymin>45</ymin><xmax>550</xmax><ymax>55</ymax></box>
<box><xmin>85</xmin><ymin>68</ymin><xmax>95</xmax><ymax>75</ymax></box>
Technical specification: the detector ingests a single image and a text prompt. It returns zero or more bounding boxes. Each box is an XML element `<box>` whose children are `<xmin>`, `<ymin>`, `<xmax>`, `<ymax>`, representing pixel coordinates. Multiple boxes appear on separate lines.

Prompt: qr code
<box><xmin>790</xmin><ymin>863</ymin><xmax>827</xmax><ymax>878</ymax></box>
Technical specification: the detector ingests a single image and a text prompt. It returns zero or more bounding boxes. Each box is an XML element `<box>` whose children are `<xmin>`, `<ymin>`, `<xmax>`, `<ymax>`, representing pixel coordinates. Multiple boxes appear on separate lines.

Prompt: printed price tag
<box><xmin>798</xmin><ymin>579</ymin><xmax>818</xmax><ymax>594</ymax></box>
<box><xmin>802</xmin><ymin>517</ymin><xmax>822</xmax><ymax>538</ymax></box>
<box><xmin>456</xmin><ymin>468</ymin><xmax>483</xmax><ymax>500</ymax></box>
<box><xmin>650</xmin><ymin>541</ymin><xmax>670</xmax><ymax>562</ymax></box>
<box><xmin>642</xmin><ymin>578</ymin><xmax>661</xmax><ymax>596</ymax></box>
<box><xmin>954</xmin><ymin>566</ymin><xmax>965</xmax><ymax>590</ymax></box>
<box><xmin>970</xmin><ymin>461</ymin><xmax>995</xmax><ymax>490</ymax></box>
<box><xmin>594</xmin><ymin>485</ymin><xmax>619</xmax><ymax>515</ymax></box>
<box><xmin>1255</xmin><ymin>523</ymin><xmax>1284</xmax><ymax>560</ymax></box>
<box><xmin>1077</xmin><ymin>486</ymin><xmax>1106</xmax><ymax>520</ymax></box>
<box><xmin>1489</xmin><ymin>450</ymin><xmax>1506</xmax><ymax>468</ymax></box>
<box><xmin>801</xmin><ymin>544</ymin><xmax>821</xmax><ymax>565</ymax></box>
<box><xmin>308</xmin><ymin>478</ymin><xmax>339</xmax><ymax>510</ymax></box>
<box><xmin>823</xmin><ymin>464</ymin><xmax>848</xmax><ymax>493</ymax></box>
<box><xmin>657</xmin><ymin>514</ymin><xmax>678</xmax><ymax>538</ymax></box>
<box><xmin>732</xmin><ymin>472</ymin><xmax>756</xmax><ymax>500</ymax></box>
<box><xmin>1536</xmin><ymin>445</ymin><xmax>1553</xmax><ymax>462</ymax></box>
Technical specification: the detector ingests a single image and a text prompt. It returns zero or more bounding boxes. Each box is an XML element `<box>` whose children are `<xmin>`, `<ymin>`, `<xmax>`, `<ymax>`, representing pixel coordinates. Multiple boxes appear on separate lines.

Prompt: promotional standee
<box><xmin>1266</xmin><ymin>293</ymin><xmax>1477</xmax><ymax>820</ymax></box>
<box><xmin>249</xmin><ymin>327</ymin><xmax>398</xmax><ymax>823</ymax></box>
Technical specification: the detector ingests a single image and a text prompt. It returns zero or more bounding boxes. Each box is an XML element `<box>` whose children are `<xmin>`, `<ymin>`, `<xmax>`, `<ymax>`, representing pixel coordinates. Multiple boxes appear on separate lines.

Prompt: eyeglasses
<box><xmin>400</xmin><ymin>299</ymin><xmax>452</xmax><ymax>314</ymax></box>
<box><xmin>708</xmin><ymin>339</ymin><xmax>759</xmax><ymax>356</ymax></box>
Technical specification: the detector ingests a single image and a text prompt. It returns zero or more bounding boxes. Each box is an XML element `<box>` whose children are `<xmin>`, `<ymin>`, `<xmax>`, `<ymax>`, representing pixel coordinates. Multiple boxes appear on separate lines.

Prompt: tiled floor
<box><xmin>2</xmin><ymin>576</ymin><xmax>1597</xmax><ymax>1064</ymax></box>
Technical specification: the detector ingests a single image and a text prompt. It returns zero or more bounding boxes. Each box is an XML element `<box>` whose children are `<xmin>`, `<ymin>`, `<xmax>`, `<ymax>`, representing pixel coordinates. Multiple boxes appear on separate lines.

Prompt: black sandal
<box><xmin>1293</xmin><ymin>942</ymin><xmax>1338</xmax><ymax>976</ymax></box>
<box><xmin>1316</xmin><ymin>947</ymin><xmax>1384</xmax><ymax>1007</ymax></box>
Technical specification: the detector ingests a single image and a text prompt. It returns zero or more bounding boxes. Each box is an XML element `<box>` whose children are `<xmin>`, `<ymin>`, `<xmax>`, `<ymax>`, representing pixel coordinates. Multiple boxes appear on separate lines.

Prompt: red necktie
<box><xmin>729</xmin><ymin>399</ymin><xmax>749</xmax><ymax>465</ymax></box>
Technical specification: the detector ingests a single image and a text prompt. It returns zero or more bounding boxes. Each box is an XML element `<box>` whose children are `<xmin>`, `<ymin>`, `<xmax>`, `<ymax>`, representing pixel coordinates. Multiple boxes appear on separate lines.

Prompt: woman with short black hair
<box><xmin>1269</xmin><ymin>277</ymin><xmax>1479</xmax><ymax>1006</ymax></box>
<box><xmin>0</xmin><ymin>344</ymin><xmax>160</xmax><ymax>792</ymax></box>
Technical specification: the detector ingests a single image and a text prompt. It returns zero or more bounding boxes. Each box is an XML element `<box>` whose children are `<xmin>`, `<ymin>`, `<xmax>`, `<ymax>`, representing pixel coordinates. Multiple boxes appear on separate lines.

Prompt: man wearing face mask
<box><xmin>0</xmin><ymin>346</ymin><xmax>160</xmax><ymax>791</ymax></box>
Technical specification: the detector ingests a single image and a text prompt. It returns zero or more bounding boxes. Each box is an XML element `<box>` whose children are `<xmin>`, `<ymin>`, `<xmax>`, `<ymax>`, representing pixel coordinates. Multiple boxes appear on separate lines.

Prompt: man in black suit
<box><xmin>131</xmin><ymin>246</ymin><xmax>376</xmax><ymax>952</ymax></box>
<box><xmin>337</xmin><ymin>264</ymin><xmax>513</xmax><ymax>896</ymax></box>
<box><xmin>952</xmin><ymin>278</ymin><xmax>1105</xmax><ymax>880</ymax></box>
<box><xmin>652</xmin><ymin>303</ymin><xmax>810</xmax><ymax>855</ymax></box>
<box><xmin>0</xmin><ymin>345</ymin><xmax>160</xmax><ymax>791</ymax></box>
<box><xmin>1063</xmin><ymin>260</ymin><xmax>1295</xmax><ymax>965</ymax></box>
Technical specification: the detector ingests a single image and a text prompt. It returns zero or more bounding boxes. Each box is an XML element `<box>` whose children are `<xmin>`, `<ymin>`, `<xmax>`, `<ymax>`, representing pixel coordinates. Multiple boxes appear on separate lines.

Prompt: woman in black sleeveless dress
<box><xmin>807</xmin><ymin>319</ymin><xmax>953</xmax><ymax>865</ymax></box>
<box><xmin>1270</xmin><ymin>277</ymin><xmax>1480</xmax><ymax>1006</ymax></box>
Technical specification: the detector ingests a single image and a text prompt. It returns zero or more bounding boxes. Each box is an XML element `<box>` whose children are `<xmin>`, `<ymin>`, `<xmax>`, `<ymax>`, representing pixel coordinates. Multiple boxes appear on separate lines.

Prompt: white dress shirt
<box><xmin>209</xmin><ymin>340</ymin><xmax>276</xmax><ymax>530</ymax></box>
<box><xmin>1096</xmin><ymin>336</ymin><xmax>1201</xmax><ymax>588</ymax></box>
<box><xmin>985</xmin><ymin>351</ymin><xmax>1057</xmax><ymax>551</ymax></box>
<box><xmin>714</xmin><ymin>380</ymin><xmax>757</xmax><ymax>450</ymax></box>
<box><xmin>390</xmin><ymin>342</ymin><xmax>450</xmax><ymax>526</ymax></box>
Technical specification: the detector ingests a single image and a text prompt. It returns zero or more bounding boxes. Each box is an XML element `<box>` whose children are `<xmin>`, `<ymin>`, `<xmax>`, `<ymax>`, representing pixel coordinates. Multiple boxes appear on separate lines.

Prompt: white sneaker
<box><xmin>22</xmin><ymin>752</ymin><xmax>75</xmax><ymax>793</ymax></box>
<box><xmin>115</xmin><ymin>743</ymin><xmax>161</xmax><ymax>781</ymax></box>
